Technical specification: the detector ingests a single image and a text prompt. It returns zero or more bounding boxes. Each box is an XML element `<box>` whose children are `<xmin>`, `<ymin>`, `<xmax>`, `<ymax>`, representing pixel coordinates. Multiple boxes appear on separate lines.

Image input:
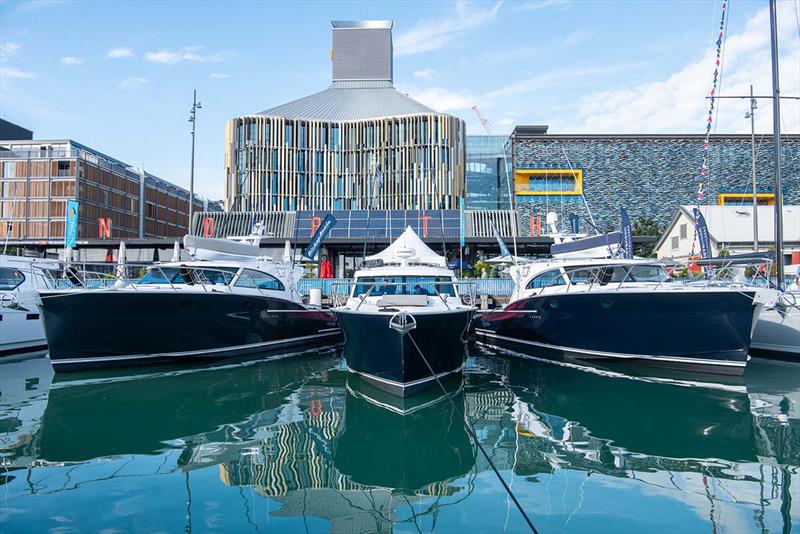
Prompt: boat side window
<box><xmin>526</xmin><ymin>269</ymin><xmax>566</xmax><ymax>289</ymax></box>
<box><xmin>567</xmin><ymin>268</ymin><xmax>593</xmax><ymax>285</ymax></box>
<box><xmin>235</xmin><ymin>268</ymin><xmax>285</xmax><ymax>291</ymax></box>
<box><xmin>0</xmin><ymin>267</ymin><xmax>25</xmax><ymax>290</ymax></box>
<box><xmin>627</xmin><ymin>265</ymin><xmax>672</xmax><ymax>283</ymax></box>
<box><xmin>138</xmin><ymin>267</ymin><xmax>186</xmax><ymax>285</ymax></box>
<box><xmin>195</xmin><ymin>267</ymin><xmax>238</xmax><ymax>286</ymax></box>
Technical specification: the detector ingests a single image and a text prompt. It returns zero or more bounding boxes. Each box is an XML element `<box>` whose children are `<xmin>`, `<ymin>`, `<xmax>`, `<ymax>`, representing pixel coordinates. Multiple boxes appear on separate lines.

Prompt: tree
<box><xmin>632</xmin><ymin>216</ymin><xmax>663</xmax><ymax>257</ymax></box>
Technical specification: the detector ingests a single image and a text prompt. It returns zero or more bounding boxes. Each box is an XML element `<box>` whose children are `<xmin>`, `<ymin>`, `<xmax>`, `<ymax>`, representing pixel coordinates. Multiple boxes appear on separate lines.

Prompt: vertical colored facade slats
<box><xmin>225</xmin><ymin>113</ymin><xmax>466</xmax><ymax>213</ymax></box>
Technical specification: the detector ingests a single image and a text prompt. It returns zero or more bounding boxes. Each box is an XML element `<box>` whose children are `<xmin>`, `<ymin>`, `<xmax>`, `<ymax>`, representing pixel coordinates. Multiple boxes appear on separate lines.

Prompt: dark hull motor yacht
<box><xmin>335</xmin><ymin>227</ymin><xmax>474</xmax><ymax>396</ymax></box>
<box><xmin>36</xmin><ymin>236</ymin><xmax>340</xmax><ymax>372</ymax></box>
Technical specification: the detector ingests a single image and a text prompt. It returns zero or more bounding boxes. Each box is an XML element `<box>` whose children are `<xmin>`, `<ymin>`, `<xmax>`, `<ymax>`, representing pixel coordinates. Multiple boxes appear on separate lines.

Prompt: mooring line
<box><xmin>406</xmin><ymin>332</ymin><xmax>539</xmax><ymax>533</ymax></box>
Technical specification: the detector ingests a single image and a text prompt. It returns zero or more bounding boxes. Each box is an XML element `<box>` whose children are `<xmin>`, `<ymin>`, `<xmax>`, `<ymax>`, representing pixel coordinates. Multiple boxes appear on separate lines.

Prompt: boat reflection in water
<box><xmin>0</xmin><ymin>346</ymin><xmax>797</xmax><ymax>533</ymax></box>
<box><xmin>334</xmin><ymin>374</ymin><xmax>474</xmax><ymax>490</ymax></box>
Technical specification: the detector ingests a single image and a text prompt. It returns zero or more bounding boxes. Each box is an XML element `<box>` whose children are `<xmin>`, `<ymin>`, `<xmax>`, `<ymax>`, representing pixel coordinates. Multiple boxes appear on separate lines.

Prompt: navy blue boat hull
<box><xmin>473</xmin><ymin>290</ymin><xmax>760</xmax><ymax>375</ymax></box>
<box><xmin>38</xmin><ymin>291</ymin><xmax>341</xmax><ymax>372</ymax></box>
<box><xmin>336</xmin><ymin>308</ymin><xmax>473</xmax><ymax>396</ymax></box>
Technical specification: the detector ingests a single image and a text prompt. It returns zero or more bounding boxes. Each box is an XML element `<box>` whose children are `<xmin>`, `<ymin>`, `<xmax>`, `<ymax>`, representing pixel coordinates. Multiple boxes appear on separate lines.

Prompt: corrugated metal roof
<box><xmin>258</xmin><ymin>81</ymin><xmax>438</xmax><ymax>121</ymax></box>
<box><xmin>680</xmin><ymin>204</ymin><xmax>800</xmax><ymax>244</ymax></box>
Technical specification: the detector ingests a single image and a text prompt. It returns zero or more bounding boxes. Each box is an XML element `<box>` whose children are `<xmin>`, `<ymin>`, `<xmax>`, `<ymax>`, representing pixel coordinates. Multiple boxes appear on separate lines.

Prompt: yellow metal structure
<box><xmin>513</xmin><ymin>169</ymin><xmax>583</xmax><ymax>196</ymax></box>
<box><xmin>717</xmin><ymin>192</ymin><xmax>775</xmax><ymax>205</ymax></box>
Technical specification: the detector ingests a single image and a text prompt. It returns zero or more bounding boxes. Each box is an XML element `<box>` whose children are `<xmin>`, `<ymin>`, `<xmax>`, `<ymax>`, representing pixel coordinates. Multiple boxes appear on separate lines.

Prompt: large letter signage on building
<box><xmin>65</xmin><ymin>199</ymin><xmax>79</xmax><ymax>248</ymax></box>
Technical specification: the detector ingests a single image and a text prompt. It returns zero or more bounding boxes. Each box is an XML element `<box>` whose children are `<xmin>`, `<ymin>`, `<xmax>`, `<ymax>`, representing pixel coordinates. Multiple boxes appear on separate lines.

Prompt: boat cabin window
<box><xmin>566</xmin><ymin>265</ymin><xmax>672</xmax><ymax>285</ymax></box>
<box><xmin>353</xmin><ymin>276</ymin><xmax>456</xmax><ymax>297</ymax></box>
<box><xmin>235</xmin><ymin>269</ymin><xmax>285</xmax><ymax>291</ymax></box>
<box><xmin>0</xmin><ymin>267</ymin><xmax>25</xmax><ymax>290</ymax></box>
<box><xmin>139</xmin><ymin>267</ymin><xmax>186</xmax><ymax>285</ymax></box>
<box><xmin>526</xmin><ymin>269</ymin><xmax>566</xmax><ymax>289</ymax></box>
<box><xmin>627</xmin><ymin>265</ymin><xmax>671</xmax><ymax>283</ymax></box>
<box><xmin>193</xmin><ymin>267</ymin><xmax>238</xmax><ymax>286</ymax></box>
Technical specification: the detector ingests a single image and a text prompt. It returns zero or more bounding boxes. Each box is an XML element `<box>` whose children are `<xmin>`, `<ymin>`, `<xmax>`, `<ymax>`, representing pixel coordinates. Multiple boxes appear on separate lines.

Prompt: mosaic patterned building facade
<box><xmin>511</xmin><ymin>132</ymin><xmax>800</xmax><ymax>236</ymax></box>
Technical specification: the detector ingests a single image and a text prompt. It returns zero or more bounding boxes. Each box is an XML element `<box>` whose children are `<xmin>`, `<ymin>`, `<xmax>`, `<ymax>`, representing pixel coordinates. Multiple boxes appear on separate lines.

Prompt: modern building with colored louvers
<box><xmin>224</xmin><ymin>20</ymin><xmax>466</xmax><ymax>213</ymax></box>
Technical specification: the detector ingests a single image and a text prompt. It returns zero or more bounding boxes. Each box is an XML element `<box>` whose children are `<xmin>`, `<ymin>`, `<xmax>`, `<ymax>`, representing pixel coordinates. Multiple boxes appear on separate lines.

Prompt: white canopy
<box><xmin>366</xmin><ymin>226</ymin><xmax>447</xmax><ymax>267</ymax></box>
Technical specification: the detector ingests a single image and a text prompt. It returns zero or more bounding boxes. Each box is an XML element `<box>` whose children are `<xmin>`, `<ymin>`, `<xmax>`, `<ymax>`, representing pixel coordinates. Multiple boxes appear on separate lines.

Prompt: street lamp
<box><xmin>188</xmin><ymin>89</ymin><xmax>202</xmax><ymax>232</ymax></box>
<box><xmin>744</xmin><ymin>84</ymin><xmax>758</xmax><ymax>251</ymax></box>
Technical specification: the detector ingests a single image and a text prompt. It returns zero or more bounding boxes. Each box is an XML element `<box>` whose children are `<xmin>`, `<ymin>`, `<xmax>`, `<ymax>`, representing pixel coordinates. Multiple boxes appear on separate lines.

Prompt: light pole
<box><xmin>744</xmin><ymin>84</ymin><xmax>758</xmax><ymax>252</ymax></box>
<box><xmin>188</xmin><ymin>89</ymin><xmax>202</xmax><ymax>232</ymax></box>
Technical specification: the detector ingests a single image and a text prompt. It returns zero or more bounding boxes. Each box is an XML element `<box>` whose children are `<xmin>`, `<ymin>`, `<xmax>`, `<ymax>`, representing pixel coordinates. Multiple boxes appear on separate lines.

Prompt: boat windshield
<box><xmin>353</xmin><ymin>276</ymin><xmax>456</xmax><ymax>297</ymax></box>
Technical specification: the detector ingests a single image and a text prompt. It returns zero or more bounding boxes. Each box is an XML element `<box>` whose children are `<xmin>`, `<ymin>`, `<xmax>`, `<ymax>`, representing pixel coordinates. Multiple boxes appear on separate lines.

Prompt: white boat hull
<box><xmin>750</xmin><ymin>298</ymin><xmax>800</xmax><ymax>359</ymax></box>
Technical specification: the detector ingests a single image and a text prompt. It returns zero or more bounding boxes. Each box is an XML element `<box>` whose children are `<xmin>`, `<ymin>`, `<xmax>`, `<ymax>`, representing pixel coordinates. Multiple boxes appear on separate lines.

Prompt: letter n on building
<box><xmin>98</xmin><ymin>218</ymin><xmax>112</xmax><ymax>239</ymax></box>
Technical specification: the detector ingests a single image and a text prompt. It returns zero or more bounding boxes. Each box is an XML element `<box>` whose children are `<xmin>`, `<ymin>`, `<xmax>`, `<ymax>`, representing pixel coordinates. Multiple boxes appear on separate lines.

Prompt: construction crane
<box><xmin>471</xmin><ymin>105</ymin><xmax>494</xmax><ymax>135</ymax></box>
<box><xmin>470</xmin><ymin>104</ymin><xmax>518</xmax><ymax>262</ymax></box>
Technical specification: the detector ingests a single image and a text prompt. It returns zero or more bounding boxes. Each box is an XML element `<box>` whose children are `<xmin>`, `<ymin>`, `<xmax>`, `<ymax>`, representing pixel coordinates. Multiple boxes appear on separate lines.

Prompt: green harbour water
<box><xmin>1</xmin><ymin>345</ymin><xmax>798</xmax><ymax>533</ymax></box>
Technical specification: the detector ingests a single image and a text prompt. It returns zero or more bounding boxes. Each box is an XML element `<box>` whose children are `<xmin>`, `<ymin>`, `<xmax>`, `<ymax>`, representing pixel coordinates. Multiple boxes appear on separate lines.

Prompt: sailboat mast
<box><xmin>769</xmin><ymin>0</ymin><xmax>784</xmax><ymax>289</ymax></box>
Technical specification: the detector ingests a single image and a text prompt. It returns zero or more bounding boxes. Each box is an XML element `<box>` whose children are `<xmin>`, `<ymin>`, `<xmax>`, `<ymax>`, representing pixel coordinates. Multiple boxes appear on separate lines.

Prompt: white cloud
<box><xmin>118</xmin><ymin>76</ymin><xmax>150</xmax><ymax>89</ymax></box>
<box><xmin>412</xmin><ymin>68</ymin><xmax>437</xmax><ymax>81</ymax></box>
<box><xmin>107</xmin><ymin>47</ymin><xmax>134</xmax><ymax>59</ymax></box>
<box><xmin>395</xmin><ymin>1</ymin><xmax>502</xmax><ymax>56</ymax></box>
<box><xmin>210</xmin><ymin>72</ymin><xmax>230</xmax><ymax>79</ymax></box>
<box><xmin>60</xmin><ymin>56</ymin><xmax>84</xmax><ymax>65</ymax></box>
<box><xmin>401</xmin><ymin>86</ymin><xmax>478</xmax><ymax>113</ymax></box>
<box><xmin>0</xmin><ymin>67</ymin><xmax>37</xmax><ymax>79</ymax></box>
<box><xmin>512</xmin><ymin>0</ymin><xmax>572</xmax><ymax>12</ymax></box>
<box><xmin>1</xmin><ymin>42</ymin><xmax>20</xmax><ymax>60</ymax></box>
<box><xmin>145</xmin><ymin>46</ymin><xmax>223</xmax><ymax>64</ymax></box>
<box><xmin>565</xmin><ymin>3</ymin><xmax>800</xmax><ymax>134</ymax></box>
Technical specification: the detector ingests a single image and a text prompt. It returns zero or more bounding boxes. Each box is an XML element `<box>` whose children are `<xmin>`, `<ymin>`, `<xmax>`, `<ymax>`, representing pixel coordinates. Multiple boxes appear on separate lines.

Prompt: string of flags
<box><xmin>692</xmin><ymin>0</ymin><xmax>727</xmax><ymax>261</ymax></box>
<box><xmin>697</xmin><ymin>0</ymin><xmax>728</xmax><ymax>203</ymax></box>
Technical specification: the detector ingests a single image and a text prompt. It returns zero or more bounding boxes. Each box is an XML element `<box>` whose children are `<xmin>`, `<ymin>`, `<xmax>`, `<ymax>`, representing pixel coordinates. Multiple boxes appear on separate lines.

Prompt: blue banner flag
<box><xmin>569</xmin><ymin>213</ymin><xmax>580</xmax><ymax>235</ymax></box>
<box><xmin>65</xmin><ymin>199</ymin><xmax>79</xmax><ymax>248</ymax></box>
<box><xmin>489</xmin><ymin>220</ymin><xmax>511</xmax><ymax>257</ymax></box>
<box><xmin>693</xmin><ymin>208</ymin><xmax>711</xmax><ymax>260</ymax></box>
<box><xmin>303</xmin><ymin>214</ymin><xmax>337</xmax><ymax>260</ymax></box>
<box><xmin>620</xmin><ymin>207</ymin><xmax>633</xmax><ymax>259</ymax></box>
<box><xmin>459</xmin><ymin>196</ymin><xmax>465</xmax><ymax>248</ymax></box>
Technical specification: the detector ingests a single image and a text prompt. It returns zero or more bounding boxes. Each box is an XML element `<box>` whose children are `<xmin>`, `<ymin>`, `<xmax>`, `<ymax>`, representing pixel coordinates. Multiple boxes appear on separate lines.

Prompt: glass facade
<box><xmin>465</xmin><ymin>135</ymin><xmax>511</xmax><ymax>210</ymax></box>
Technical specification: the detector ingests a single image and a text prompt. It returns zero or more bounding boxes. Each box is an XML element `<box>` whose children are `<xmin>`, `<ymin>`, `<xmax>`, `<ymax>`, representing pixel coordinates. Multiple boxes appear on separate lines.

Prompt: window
<box><xmin>679</xmin><ymin>224</ymin><xmax>687</xmax><ymax>239</ymax></box>
<box><xmin>514</xmin><ymin>169</ymin><xmax>582</xmax><ymax>196</ymax></box>
<box><xmin>671</xmin><ymin>236</ymin><xmax>679</xmax><ymax>250</ymax></box>
<box><xmin>353</xmin><ymin>276</ymin><xmax>456</xmax><ymax>297</ymax></box>
<box><xmin>627</xmin><ymin>265</ymin><xmax>671</xmax><ymax>283</ymax></box>
<box><xmin>235</xmin><ymin>269</ymin><xmax>285</xmax><ymax>291</ymax></box>
<box><xmin>138</xmin><ymin>267</ymin><xmax>186</xmax><ymax>285</ymax></box>
<box><xmin>56</xmin><ymin>160</ymin><xmax>72</xmax><ymax>177</ymax></box>
<box><xmin>195</xmin><ymin>267</ymin><xmax>238</xmax><ymax>286</ymax></box>
<box><xmin>0</xmin><ymin>267</ymin><xmax>25</xmax><ymax>290</ymax></box>
<box><xmin>526</xmin><ymin>269</ymin><xmax>566</xmax><ymax>289</ymax></box>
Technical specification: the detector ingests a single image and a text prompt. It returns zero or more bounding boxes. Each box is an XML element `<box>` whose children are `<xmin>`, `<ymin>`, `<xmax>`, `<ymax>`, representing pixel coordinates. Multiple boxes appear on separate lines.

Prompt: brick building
<box><xmin>0</xmin><ymin>139</ymin><xmax>221</xmax><ymax>245</ymax></box>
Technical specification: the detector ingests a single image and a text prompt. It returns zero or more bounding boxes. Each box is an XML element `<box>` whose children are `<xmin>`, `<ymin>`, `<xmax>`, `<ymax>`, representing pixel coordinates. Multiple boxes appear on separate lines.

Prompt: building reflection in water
<box><xmin>0</xmin><ymin>345</ymin><xmax>797</xmax><ymax>533</ymax></box>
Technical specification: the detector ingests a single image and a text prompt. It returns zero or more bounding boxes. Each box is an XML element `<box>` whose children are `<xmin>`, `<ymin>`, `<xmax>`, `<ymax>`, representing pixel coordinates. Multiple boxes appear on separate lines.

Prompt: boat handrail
<box><xmin>330</xmin><ymin>280</ymin><xmax>477</xmax><ymax>311</ymax></box>
<box><xmin>521</xmin><ymin>260</ymin><xmax>776</xmax><ymax>301</ymax></box>
<box><xmin>29</xmin><ymin>262</ymin><xmax>294</xmax><ymax>299</ymax></box>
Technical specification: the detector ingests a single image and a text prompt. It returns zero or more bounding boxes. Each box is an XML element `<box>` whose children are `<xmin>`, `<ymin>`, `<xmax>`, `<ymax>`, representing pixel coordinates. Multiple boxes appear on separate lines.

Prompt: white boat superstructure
<box><xmin>334</xmin><ymin>227</ymin><xmax>475</xmax><ymax>396</ymax></box>
<box><xmin>0</xmin><ymin>255</ymin><xmax>60</xmax><ymax>356</ymax></box>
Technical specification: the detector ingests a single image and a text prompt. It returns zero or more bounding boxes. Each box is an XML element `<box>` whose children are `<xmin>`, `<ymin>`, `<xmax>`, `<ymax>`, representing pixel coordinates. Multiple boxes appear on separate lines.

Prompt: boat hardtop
<box><xmin>342</xmin><ymin>227</ymin><xmax>473</xmax><ymax>312</ymax></box>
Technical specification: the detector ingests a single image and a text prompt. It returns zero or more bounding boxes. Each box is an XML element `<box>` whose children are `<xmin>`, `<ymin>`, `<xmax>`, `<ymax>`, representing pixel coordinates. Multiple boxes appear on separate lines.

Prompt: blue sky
<box><xmin>1</xmin><ymin>0</ymin><xmax>798</xmax><ymax>200</ymax></box>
